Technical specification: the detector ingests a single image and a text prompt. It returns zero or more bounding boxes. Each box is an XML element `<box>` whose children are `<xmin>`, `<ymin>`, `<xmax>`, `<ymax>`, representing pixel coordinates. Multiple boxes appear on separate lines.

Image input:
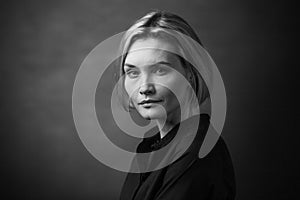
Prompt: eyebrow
<box><xmin>124</xmin><ymin>61</ymin><xmax>172</xmax><ymax>68</ymax></box>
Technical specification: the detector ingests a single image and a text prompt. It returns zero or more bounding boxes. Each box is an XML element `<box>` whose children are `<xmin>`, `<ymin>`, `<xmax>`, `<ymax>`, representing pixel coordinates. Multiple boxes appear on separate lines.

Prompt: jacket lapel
<box><xmin>128</xmin><ymin>114</ymin><xmax>209</xmax><ymax>200</ymax></box>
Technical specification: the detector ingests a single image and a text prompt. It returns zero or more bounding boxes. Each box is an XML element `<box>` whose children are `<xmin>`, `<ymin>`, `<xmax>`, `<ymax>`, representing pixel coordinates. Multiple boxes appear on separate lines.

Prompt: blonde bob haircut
<box><xmin>115</xmin><ymin>10</ymin><xmax>211</xmax><ymax>117</ymax></box>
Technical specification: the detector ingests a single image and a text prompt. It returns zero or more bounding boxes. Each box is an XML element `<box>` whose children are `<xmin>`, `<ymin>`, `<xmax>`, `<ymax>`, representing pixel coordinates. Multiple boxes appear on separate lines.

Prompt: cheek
<box><xmin>158</xmin><ymin>74</ymin><xmax>187</xmax><ymax>93</ymax></box>
<box><xmin>124</xmin><ymin>79</ymin><xmax>131</xmax><ymax>95</ymax></box>
<box><xmin>124</xmin><ymin>79</ymin><xmax>138</xmax><ymax>100</ymax></box>
<box><xmin>157</xmin><ymin>75</ymin><xmax>188</xmax><ymax>102</ymax></box>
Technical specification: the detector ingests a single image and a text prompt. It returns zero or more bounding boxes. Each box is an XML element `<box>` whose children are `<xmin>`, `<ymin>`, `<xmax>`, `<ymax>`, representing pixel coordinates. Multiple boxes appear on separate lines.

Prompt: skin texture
<box><xmin>123</xmin><ymin>37</ymin><xmax>191</xmax><ymax>138</ymax></box>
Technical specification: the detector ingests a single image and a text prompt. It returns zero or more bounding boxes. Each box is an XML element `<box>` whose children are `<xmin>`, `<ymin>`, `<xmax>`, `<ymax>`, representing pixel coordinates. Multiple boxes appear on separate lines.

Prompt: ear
<box><xmin>129</xmin><ymin>98</ymin><xmax>135</xmax><ymax>108</ymax></box>
<box><xmin>186</xmin><ymin>71</ymin><xmax>193</xmax><ymax>83</ymax></box>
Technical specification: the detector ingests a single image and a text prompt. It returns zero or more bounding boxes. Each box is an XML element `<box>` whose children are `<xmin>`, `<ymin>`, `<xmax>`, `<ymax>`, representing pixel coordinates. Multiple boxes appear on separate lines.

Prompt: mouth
<box><xmin>138</xmin><ymin>99</ymin><xmax>163</xmax><ymax>105</ymax></box>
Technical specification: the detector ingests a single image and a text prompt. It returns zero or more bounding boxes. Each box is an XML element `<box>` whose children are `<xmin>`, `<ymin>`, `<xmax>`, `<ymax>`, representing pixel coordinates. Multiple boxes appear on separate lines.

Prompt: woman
<box><xmin>117</xmin><ymin>10</ymin><xmax>235</xmax><ymax>200</ymax></box>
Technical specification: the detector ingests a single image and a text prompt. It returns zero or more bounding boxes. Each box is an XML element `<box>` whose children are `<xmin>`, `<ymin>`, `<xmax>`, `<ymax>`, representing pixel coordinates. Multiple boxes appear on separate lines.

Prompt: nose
<box><xmin>138</xmin><ymin>72</ymin><xmax>156</xmax><ymax>95</ymax></box>
<box><xmin>139</xmin><ymin>83</ymin><xmax>155</xmax><ymax>95</ymax></box>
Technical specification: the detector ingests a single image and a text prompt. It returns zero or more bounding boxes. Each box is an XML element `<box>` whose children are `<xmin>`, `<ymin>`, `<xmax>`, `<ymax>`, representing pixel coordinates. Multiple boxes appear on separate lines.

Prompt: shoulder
<box><xmin>157</xmin><ymin>136</ymin><xmax>235</xmax><ymax>200</ymax></box>
<box><xmin>194</xmin><ymin>137</ymin><xmax>233</xmax><ymax>174</ymax></box>
<box><xmin>183</xmin><ymin>136</ymin><xmax>236</xmax><ymax>199</ymax></box>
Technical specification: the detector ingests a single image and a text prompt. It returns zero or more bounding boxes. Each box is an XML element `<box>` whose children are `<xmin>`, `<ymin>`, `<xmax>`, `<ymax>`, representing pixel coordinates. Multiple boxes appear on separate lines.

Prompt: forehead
<box><xmin>125</xmin><ymin>37</ymin><xmax>182</xmax><ymax>66</ymax></box>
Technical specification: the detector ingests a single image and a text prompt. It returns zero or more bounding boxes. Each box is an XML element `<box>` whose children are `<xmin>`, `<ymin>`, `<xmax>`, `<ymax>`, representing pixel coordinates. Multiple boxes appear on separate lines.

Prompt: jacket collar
<box><xmin>133</xmin><ymin>114</ymin><xmax>210</xmax><ymax>173</ymax></box>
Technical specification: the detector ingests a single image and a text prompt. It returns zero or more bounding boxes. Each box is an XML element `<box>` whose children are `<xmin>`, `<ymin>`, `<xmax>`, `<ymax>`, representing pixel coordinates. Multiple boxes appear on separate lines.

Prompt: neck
<box><xmin>155</xmin><ymin>98</ymin><xmax>211</xmax><ymax>140</ymax></box>
<box><xmin>156</xmin><ymin>108</ymin><xmax>181</xmax><ymax>139</ymax></box>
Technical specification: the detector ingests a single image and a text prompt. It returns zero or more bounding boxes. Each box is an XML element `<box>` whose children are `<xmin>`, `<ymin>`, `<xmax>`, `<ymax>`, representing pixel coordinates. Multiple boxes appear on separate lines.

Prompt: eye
<box><xmin>125</xmin><ymin>70</ymin><xmax>139</xmax><ymax>78</ymax></box>
<box><xmin>154</xmin><ymin>67</ymin><xmax>168</xmax><ymax>75</ymax></box>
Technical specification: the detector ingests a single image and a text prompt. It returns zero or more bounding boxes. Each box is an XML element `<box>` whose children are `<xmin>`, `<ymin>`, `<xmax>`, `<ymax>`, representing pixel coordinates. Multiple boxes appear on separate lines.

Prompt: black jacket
<box><xmin>120</xmin><ymin>114</ymin><xmax>236</xmax><ymax>200</ymax></box>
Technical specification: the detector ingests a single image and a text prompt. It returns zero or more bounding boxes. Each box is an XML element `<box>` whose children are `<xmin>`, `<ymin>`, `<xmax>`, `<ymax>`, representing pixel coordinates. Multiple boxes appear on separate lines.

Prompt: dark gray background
<box><xmin>0</xmin><ymin>0</ymin><xmax>298</xmax><ymax>199</ymax></box>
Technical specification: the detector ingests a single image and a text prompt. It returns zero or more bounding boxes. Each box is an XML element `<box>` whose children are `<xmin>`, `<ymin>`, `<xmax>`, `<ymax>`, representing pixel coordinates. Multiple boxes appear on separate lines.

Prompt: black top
<box><xmin>120</xmin><ymin>114</ymin><xmax>236</xmax><ymax>200</ymax></box>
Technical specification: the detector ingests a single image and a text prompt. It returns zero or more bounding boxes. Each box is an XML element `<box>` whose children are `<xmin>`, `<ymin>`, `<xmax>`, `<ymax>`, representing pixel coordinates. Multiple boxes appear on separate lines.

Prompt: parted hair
<box><xmin>115</xmin><ymin>10</ymin><xmax>210</xmax><ymax>114</ymax></box>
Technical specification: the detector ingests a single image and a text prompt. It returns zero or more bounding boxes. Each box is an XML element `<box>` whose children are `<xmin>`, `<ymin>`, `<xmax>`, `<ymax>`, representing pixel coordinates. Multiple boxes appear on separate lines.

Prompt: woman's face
<box><xmin>123</xmin><ymin>37</ymin><xmax>189</xmax><ymax>120</ymax></box>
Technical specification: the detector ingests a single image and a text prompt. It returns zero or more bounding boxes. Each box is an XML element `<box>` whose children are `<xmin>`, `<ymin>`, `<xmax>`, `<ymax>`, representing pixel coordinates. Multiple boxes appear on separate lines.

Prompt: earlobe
<box><xmin>129</xmin><ymin>98</ymin><xmax>135</xmax><ymax>108</ymax></box>
<box><xmin>185</xmin><ymin>69</ymin><xmax>193</xmax><ymax>82</ymax></box>
<box><xmin>187</xmin><ymin>73</ymin><xmax>193</xmax><ymax>84</ymax></box>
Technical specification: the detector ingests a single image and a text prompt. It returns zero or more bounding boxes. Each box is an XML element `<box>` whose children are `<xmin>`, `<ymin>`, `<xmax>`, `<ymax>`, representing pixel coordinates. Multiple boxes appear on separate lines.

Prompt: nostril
<box><xmin>139</xmin><ymin>89</ymin><xmax>152</xmax><ymax>95</ymax></box>
<box><xmin>139</xmin><ymin>84</ymin><xmax>155</xmax><ymax>95</ymax></box>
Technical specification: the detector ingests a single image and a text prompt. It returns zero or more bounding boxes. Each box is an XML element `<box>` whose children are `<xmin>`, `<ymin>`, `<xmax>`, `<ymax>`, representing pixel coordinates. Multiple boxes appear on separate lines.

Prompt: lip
<box><xmin>138</xmin><ymin>99</ymin><xmax>163</xmax><ymax>105</ymax></box>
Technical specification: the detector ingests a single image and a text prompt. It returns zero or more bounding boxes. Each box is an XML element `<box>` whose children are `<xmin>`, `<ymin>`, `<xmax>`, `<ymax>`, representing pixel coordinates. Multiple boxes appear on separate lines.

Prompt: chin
<box><xmin>138</xmin><ymin>108</ymin><xmax>165</xmax><ymax>120</ymax></box>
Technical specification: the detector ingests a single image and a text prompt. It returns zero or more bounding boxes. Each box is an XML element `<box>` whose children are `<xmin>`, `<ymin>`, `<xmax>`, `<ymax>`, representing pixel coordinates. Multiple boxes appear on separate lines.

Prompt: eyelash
<box><xmin>126</xmin><ymin>70</ymin><xmax>138</xmax><ymax>75</ymax></box>
<box><xmin>125</xmin><ymin>67</ymin><xmax>169</xmax><ymax>78</ymax></box>
<box><xmin>154</xmin><ymin>68</ymin><xmax>167</xmax><ymax>74</ymax></box>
